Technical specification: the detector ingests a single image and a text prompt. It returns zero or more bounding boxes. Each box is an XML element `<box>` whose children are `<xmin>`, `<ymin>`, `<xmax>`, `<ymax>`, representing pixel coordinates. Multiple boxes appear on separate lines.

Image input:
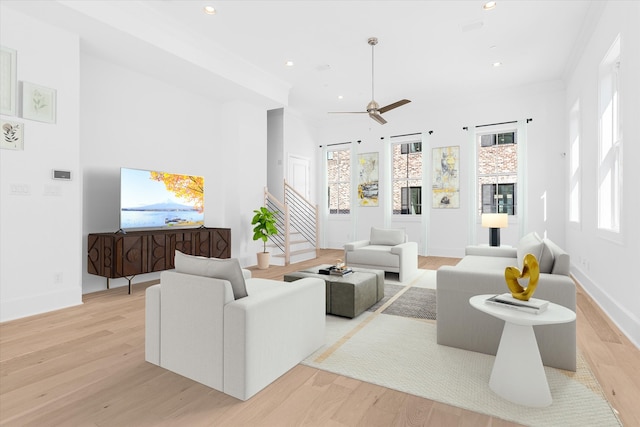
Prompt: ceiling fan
<box><xmin>330</xmin><ymin>37</ymin><xmax>411</xmax><ymax>125</ymax></box>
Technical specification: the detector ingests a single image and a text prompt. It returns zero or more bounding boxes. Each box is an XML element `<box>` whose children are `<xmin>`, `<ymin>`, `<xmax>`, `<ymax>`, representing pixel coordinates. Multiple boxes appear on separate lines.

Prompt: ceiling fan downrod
<box><xmin>368</xmin><ymin>37</ymin><xmax>378</xmax><ymax>103</ymax></box>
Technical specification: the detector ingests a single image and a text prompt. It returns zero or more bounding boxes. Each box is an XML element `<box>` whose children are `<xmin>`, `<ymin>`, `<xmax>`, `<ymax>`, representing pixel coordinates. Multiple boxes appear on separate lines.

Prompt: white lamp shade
<box><xmin>482</xmin><ymin>213</ymin><xmax>508</xmax><ymax>228</ymax></box>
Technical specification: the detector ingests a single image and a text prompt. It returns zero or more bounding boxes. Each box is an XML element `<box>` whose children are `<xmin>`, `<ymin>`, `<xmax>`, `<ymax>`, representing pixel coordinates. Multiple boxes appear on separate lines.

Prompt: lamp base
<box><xmin>489</xmin><ymin>228</ymin><xmax>500</xmax><ymax>247</ymax></box>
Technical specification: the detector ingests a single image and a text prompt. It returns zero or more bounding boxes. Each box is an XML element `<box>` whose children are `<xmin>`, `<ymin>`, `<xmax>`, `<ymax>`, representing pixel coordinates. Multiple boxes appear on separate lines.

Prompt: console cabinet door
<box><xmin>88</xmin><ymin>228</ymin><xmax>231</xmax><ymax>279</ymax></box>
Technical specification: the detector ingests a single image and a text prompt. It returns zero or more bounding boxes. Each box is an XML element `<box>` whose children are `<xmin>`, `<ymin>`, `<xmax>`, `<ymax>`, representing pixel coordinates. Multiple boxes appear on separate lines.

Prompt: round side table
<box><xmin>469</xmin><ymin>294</ymin><xmax>576</xmax><ymax>407</ymax></box>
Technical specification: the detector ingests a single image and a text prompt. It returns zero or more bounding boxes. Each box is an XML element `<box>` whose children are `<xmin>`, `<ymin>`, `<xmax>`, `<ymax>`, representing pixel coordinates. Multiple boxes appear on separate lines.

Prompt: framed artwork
<box><xmin>0</xmin><ymin>46</ymin><xmax>17</xmax><ymax>116</ymax></box>
<box><xmin>358</xmin><ymin>152</ymin><xmax>379</xmax><ymax>207</ymax></box>
<box><xmin>21</xmin><ymin>82</ymin><xmax>56</xmax><ymax>123</ymax></box>
<box><xmin>432</xmin><ymin>146</ymin><xmax>460</xmax><ymax>208</ymax></box>
<box><xmin>1</xmin><ymin>119</ymin><xmax>24</xmax><ymax>150</ymax></box>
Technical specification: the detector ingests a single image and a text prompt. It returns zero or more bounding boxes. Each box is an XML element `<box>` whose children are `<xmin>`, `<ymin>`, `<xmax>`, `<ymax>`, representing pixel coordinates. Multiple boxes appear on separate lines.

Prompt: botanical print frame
<box><xmin>21</xmin><ymin>82</ymin><xmax>56</xmax><ymax>123</ymax></box>
<box><xmin>432</xmin><ymin>146</ymin><xmax>460</xmax><ymax>208</ymax></box>
<box><xmin>0</xmin><ymin>46</ymin><xmax>17</xmax><ymax>116</ymax></box>
<box><xmin>358</xmin><ymin>152</ymin><xmax>379</xmax><ymax>207</ymax></box>
<box><xmin>1</xmin><ymin>119</ymin><xmax>24</xmax><ymax>150</ymax></box>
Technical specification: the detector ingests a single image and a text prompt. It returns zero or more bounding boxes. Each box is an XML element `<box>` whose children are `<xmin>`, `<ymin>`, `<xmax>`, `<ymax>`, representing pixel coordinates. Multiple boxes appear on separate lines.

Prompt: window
<box><xmin>392</xmin><ymin>141</ymin><xmax>422</xmax><ymax>215</ymax></box>
<box><xmin>327</xmin><ymin>148</ymin><xmax>351</xmax><ymax>214</ymax></box>
<box><xmin>482</xmin><ymin>183</ymin><xmax>516</xmax><ymax>214</ymax></box>
<box><xmin>477</xmin><ymin>131</ymin><xmax>517</xmax><ymax>215</ymax></box>
<box><xmin>598</xmin><ymin>36</ymin><xmax>622</xmax><ymax>233</ymax></box>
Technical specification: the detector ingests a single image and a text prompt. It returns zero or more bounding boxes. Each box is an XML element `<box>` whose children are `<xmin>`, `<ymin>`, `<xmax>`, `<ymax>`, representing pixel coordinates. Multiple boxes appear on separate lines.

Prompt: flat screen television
<box><xmin>119</xmin><ymin>167</ymin><xmax>205</xmax><ymax>231</ymax></box>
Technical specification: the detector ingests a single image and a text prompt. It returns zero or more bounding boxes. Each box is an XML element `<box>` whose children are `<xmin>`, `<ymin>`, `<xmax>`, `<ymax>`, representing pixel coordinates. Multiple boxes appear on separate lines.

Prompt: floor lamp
<box><xmin>482</xmin><ymin>213</ymin><xmax>508</xmax><ymax>247</ymax></box>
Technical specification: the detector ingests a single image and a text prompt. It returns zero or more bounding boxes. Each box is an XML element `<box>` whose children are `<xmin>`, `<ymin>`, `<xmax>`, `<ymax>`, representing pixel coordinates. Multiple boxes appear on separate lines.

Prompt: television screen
<box><xmin>120</xmin><ymin>167</ymin><xmax>205</xmax><ymax>230</ymax></box>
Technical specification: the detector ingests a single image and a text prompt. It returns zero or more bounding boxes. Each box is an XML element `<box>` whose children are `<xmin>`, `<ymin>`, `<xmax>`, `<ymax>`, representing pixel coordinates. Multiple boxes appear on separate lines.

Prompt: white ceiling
<box><xmin>5</xmin><ymin>0</ymin><xmax>598</xmax><ymax>124</ymax></box>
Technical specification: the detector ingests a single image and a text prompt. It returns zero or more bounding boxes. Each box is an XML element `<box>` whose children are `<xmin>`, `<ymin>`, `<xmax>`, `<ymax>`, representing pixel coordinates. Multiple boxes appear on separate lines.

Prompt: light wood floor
<box><xmin>1</xmin><ymin>249</ymin><xmax>638</xmax><ymax>426</ymax></box>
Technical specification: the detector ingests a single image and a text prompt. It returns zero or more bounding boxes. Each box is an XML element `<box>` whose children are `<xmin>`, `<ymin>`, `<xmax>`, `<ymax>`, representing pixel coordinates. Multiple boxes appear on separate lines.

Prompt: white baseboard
<box><xmin>572</xmin><ymin>264</ymin><xmax>640</xmax><ymax>350</ymax></box>
<box><xmin>0</xmin><ymin>288</ymin><xmax>82</xmax><ymax>323</ymax></box>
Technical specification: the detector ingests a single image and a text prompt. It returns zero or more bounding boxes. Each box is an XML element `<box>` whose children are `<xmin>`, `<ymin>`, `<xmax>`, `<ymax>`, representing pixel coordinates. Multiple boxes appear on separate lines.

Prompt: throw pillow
<box><xmin>538</xmin><ymin>241</ymin><xmax>555</xmax><ymax>274</ymax></box>
<box><xmin>370</xmin><ymin>227</ymin><xmax>405</xmax><ymax>246</ymax></box>
<box><xmin>517</xmin><ymin>232</ymin><xmax>544</xmax><ymax>269</ymax></box>
<box><xmin>174</xmin><ymin>250</ymin><xmax>248</xmax><ymax>300</ymax></box>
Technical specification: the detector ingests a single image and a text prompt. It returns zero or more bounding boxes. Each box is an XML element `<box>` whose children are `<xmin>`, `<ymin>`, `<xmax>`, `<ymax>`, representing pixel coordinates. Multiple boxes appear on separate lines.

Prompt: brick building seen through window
<box><xmin>393</xmin><ymin>142</ymin><xmax>422</xmax><ymax>215</ymax></box>
<box><xmin>478</xmin><ymin>132</ymin><xmax>517</xmax><ymax>215</ymax></box>
<box><xmin>327</xmin><ymin>148</ymin><xmax>351</xmax><ymax>214</ymax></box>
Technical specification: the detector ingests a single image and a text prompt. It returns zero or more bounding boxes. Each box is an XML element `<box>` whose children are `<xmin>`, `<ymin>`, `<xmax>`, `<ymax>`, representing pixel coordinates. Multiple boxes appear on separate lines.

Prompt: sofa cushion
<box><xmin>544</xmin><ymin>238</ymin><xmax>571</xmax><ymax>276</ymax></box>
<box><xmin>517</xmin><ymin>232</ymin><xmax>544</xmax><ymax>269</ymax></box>
<box><xmin>370</xmin><ymin>227</ymin><xmax>405</xmax><ymax>246</ymax></box>
<box><xmin>174</xmin><ymin>250</ymin><xmax>248</xmax><ymax>299</ymax></box>
<box><xmin>539</xmin><ymin>241</ymin><xmax>556</xmax><ymax>274</ymax></box>
<box><xmin>345</xmin><ymin>245</ymin><xmax>400</xmax><ymax>268</ymax></box>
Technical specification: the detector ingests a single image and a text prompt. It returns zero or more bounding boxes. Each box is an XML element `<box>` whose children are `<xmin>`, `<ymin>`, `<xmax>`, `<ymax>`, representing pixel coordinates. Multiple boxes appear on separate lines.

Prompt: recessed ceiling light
<box><xmin>337</xmin><ymin>95</ymin><xmax>344</xmax><ymax>100</ymax></box>
<box><xmin>483</xmin><ymin>1</ymin><xmax>497</xmax><ymax>10</ymax></box>
<box><xmin>492</xmin><ymin>61</ymin><xmax>502</xmax><ymax>67</ymax></box>
<box><xmin>203</xmin><ymin>6</ymin><xmax>216</xmax><ymax>15</ymax></box>
<box><xmin>285</xmin><ymin>60</ymin><xmax>294</xmax><ymax>67</ymax></box>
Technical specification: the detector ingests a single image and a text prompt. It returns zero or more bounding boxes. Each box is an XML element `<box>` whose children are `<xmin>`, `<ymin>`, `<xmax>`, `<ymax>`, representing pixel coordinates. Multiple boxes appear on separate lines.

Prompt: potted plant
<box><xmin>251</xmin><ymin>206</ymin><xmax>278</xmax><ymax>269</ymax></box>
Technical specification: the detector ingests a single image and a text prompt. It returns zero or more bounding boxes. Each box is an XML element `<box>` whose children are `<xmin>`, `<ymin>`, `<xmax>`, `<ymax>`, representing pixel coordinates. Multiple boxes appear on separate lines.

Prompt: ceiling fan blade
<box><xmin>369</xmin><ymin>112</ymin><xmax>387</xmax><ymax>125</ymax></box>
<box><xmin>378</xmin><ymin>99</ymin><xmax>411</xmax><ymax>114</ymax></box>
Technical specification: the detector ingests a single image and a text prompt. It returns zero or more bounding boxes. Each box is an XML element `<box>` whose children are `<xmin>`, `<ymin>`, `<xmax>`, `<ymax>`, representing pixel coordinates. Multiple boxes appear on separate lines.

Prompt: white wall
<box><xmin>0</xmin><ymin>8</ymin><xmax>82</xmax><ymax>321</ymax></box>
<box><xmin>81</xmin><ymin>54</ymin><xmax>269</xmax><ymax>293</ymax></box>
<box><xmin>318</xmin><ymin>80</ymin><xmax>567</xmax><ymax>258</ymax></box>
<box><xmin>267</xmin><ymin>108</ymin><xmax>284</xmax><ymax>201</ymax></box>
<box><xmin>565</xmin><ymin>1</ymin><xmax>640</xmax><ymax>347</ymax></box>
<box><xmin>283</xmin><ymin>109</ymin><xmax>319</xmax><ymax>203</ymax></box>
<box><xmin>267</xmin><ymin>108</ymin><xmax>319</xmax><ymax>204</ymax></box>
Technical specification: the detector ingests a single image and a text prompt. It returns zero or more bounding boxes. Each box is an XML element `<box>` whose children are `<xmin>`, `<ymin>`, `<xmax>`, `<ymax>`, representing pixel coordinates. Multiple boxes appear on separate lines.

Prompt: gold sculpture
<box><xmin>504</xmin><ymin>253</ymin><xmax>540</xmax><ymax>301</ymax></box>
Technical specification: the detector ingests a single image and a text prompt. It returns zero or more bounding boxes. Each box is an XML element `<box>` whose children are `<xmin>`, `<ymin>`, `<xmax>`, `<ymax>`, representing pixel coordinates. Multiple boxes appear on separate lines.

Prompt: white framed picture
<box><xmin>21</xmin><ymin>81</ymin><xmax>56</xmax><ymax>123</ymax></box>
<box><xmin>1</xmin><ymin>119</ymin><xmax>24</xmax><ymax>150</ymax></box>
<box><xmin>0</xmin><ymin>46</ymin><xmax>17</xmax><ymax>116</ymax></box>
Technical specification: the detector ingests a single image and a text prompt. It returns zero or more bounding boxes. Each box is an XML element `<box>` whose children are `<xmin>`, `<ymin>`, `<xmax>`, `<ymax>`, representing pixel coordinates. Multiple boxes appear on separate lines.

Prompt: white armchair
<box><xmin>344</xmin><ymin>227</ymin><xmax>418</xmax><ymax>282</ymax></box>
<box><xmin>145</xmin><ymin>252</ymin><xmax>325</xmax><ymax>401</ymax></box>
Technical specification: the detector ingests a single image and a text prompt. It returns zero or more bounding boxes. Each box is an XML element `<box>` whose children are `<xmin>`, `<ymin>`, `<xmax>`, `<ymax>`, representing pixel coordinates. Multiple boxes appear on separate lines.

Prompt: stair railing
<box><xmin>263</xmin><ymin>180</ymin><xmax>319</xmax><ymax>265</ymax></box>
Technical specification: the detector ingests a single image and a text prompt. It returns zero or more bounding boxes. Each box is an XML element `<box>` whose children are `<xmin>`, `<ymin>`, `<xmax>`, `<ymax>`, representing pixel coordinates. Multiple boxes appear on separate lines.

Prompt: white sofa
<box><xmin>436</xmin><ymin>232</ymin><xmax>577</xmax><ymax>371</ymax></box>
<box><xmin>344</xmin><ymin>227</ymin><xmax>418</xmax><ymax>282</ymax></box>
<box><xmin>145</xmin><ymin>251</ymin><xmax>325</xmax><ymax>401</ymax></box>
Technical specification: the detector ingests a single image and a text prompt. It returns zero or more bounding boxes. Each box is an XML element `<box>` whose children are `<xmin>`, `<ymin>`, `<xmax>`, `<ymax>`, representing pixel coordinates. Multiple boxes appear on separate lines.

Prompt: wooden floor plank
<box><xmin>0</xmin><ymin>249</ymin><xmax>637</xmax><ymax>427</ymax></box>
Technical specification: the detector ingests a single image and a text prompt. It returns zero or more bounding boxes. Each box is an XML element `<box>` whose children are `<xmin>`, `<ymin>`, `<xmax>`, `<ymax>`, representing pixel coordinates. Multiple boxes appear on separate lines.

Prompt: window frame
<box><xmin>597</xmin><ymin>35</ymin><xmax>622</xmax><ymax>239</ymax></box>
<box><xmin>326</xmin><ymin>147</ymin><xmax>351</xmax><ymax>215</ymax></box>
<box><xmin>391</xmin><ymin>140</ymin><xmax>423</xmax><ymax>216</ymax></box>
<box><xmin>476</xmin><ymin>129</ymin><xmax>518</xmax><ymax>217</ymax></box>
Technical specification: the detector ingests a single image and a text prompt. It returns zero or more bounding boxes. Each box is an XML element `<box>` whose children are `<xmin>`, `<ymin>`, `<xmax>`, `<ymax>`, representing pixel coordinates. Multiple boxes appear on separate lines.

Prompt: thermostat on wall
<box><xmin>52</xmin><ymin>170</ymin><xmax>72</xmax><ymax>180</ymax></box>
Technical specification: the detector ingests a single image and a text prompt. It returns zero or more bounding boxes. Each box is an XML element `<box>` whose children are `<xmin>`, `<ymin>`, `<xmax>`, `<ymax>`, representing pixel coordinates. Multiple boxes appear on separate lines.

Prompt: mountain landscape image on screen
<box><xmin>120</xmin><ymin>168</ymin><xmax>205</xmax><ymax>230</ymax></box>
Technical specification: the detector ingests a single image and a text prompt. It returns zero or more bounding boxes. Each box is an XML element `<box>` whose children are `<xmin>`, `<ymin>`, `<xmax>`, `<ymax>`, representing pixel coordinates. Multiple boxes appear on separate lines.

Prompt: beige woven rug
<box><xmin>302</xmin><ymin>270</ymin><xmax>622</xmax><ymax>427</ymax></box>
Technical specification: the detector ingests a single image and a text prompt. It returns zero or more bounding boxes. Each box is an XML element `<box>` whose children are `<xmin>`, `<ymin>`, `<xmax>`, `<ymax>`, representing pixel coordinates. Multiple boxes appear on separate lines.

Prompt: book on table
<box><xmin>330</xmin><ymin>268</ymin><xmax>353</xmax><ymax>276</ymax></box>
<box><xmin>329</xmin><ymin>268</ymin><xmax>353</xmax><ymax>276</ymax></box>
<box><xmin>319</xmin><ymin>266</ymin><xmax>353</xmax><ymax>276</ymax></box>
<box><xmin>485</xmin><ymin>293</ymin><xmax>549</xmax><ymax>314</ymax></box>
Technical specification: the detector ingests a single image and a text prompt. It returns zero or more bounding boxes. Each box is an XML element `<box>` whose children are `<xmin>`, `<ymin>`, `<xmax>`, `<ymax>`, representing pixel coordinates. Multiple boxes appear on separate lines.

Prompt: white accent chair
<box><xmin>145</xmin><ymin>267</ymin><xmax>325</xmax><ymax>401</ymax></box>
<box><xmin>344</xmin><ymin>227</ymin><xmax>418</xmax><ymax>282</ymax></box>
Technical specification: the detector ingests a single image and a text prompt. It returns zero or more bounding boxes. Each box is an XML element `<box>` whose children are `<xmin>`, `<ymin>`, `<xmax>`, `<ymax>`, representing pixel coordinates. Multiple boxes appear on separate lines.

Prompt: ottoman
<box><xmin>284</xmin><ymin>264</ymin><xmax>384</xmax><ymax>318</ymax></box>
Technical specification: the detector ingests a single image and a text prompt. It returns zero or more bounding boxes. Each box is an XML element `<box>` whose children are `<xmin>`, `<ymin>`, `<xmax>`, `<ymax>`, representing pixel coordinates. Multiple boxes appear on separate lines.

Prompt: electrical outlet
<box><xmin>54</xmin><ymin>273</ymin><xmax>63</xmax><ymax>284</ymax></box>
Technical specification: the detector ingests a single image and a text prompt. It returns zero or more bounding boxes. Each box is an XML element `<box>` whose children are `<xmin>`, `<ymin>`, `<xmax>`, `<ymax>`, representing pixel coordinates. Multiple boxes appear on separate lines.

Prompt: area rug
<box><xmin>303</xmin><ymin>270</ymin><xmax>622</xmax><ymax>427</ymax></box>
<box><xmin>368</xmin><ymin>269</ymin><xmax>437</xmax><ymax>320</ymax></box>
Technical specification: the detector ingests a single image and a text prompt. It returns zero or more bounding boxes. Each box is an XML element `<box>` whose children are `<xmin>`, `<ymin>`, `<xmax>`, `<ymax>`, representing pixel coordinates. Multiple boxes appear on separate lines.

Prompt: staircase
<box><xmin>264</xmin><ymin>181</ymin><xmax>319</xmax><ymax>265</ymax></box>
